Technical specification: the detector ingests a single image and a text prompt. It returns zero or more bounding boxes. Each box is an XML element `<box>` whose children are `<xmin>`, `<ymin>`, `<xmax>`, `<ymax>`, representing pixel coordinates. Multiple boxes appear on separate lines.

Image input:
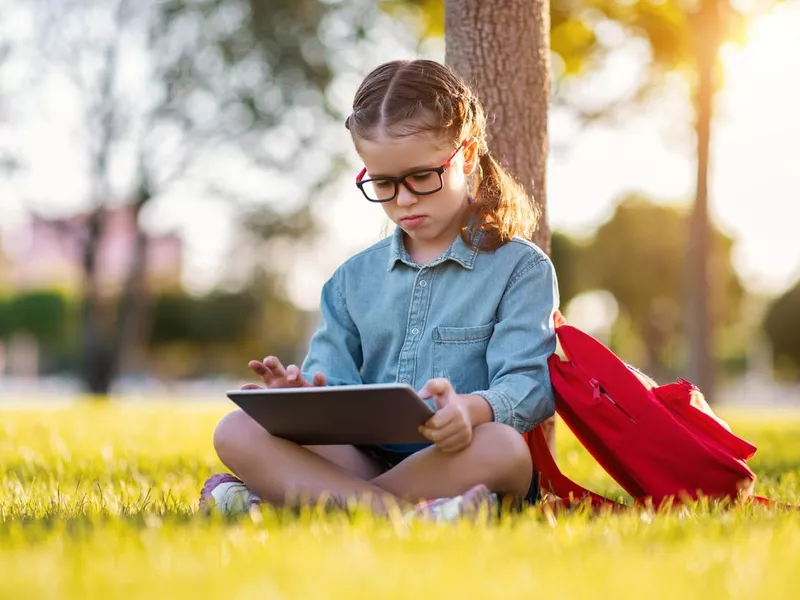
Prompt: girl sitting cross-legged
<box><xmin>200</xmin><ymin>59</ymin><xmax>560</xmax><ymax>522</ymax></box>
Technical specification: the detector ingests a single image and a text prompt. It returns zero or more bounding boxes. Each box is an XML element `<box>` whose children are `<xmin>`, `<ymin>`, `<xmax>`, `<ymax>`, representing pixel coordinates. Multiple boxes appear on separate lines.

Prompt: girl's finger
<box><xmin>248</xmin><ymin>360</ymin><xmax>274</xmax><ymax>385</ymax></box>
<box><xmin>285</xmin><ymin>365</ymin><xmax>303</xmax><ymax>385</ymax></box>
<box><xmin>437</xmin><ymin>431</ymin><xmax>471</xmax><ymax>454</ymax></box>
<box><xmin>427</xmin><ymin>404</ymin><xmax>458</xmax><ymax>429</ymax></box>
<box><xmin>422</xmin><ymin>419</ymin><xmax>463</xmax><ymax>443</ymax></box>
<box><xmin>263</xmin><ymin>356</ymin><xmax>287</xmax><ymax>379</ymax></box>
<box><xmin>239</xmin><ymin>383</ymin><xmax>263</xmax><ymax>390</ymax></box>
<box><xmin>312</xmin><ymin>372</ymin><xmax>327</xmax><ymax>387</ymax></box>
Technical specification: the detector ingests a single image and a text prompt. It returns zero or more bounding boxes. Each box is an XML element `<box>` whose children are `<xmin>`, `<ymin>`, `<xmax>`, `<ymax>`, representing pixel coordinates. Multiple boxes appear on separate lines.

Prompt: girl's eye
<box><xmin>373</xmin><ymin>180</ymin><xmax>394</xmax><ymax>189</ymax></box>
<box><xmin>411</xmin><ymin>172</ymin><xmax>434</xmax><ymax>182</ymax></box>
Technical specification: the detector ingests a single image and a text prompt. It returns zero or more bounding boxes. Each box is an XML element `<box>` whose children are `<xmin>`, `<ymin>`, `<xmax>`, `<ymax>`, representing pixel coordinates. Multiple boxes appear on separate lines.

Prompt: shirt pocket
<box><xmin>432</xmin><ymin>323</ymin><xmax>495</xmax><ymax>393</ymax></box>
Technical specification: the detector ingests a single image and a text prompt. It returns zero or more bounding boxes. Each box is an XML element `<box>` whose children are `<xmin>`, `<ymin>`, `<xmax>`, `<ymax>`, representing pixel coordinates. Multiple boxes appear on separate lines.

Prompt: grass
<box><xmin>1</xmin><ymin>401</ymin><xmax>799</xmax><ymax>599</ymax></box>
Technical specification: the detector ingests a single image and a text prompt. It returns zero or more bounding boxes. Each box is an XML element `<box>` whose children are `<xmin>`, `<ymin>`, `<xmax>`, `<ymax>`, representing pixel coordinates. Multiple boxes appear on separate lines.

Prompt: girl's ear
<box><xmin>462</xmin><ymin>138</ymin><xmax>480</xmax><ymax>176</ymax></box>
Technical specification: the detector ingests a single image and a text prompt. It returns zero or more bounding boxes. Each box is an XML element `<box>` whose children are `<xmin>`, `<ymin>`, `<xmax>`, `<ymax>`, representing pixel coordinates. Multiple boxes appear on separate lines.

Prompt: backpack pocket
<box><xmin>655</xmin><ymin>382</ymin><xmax>757</xmax><ymax>461</ymax></box>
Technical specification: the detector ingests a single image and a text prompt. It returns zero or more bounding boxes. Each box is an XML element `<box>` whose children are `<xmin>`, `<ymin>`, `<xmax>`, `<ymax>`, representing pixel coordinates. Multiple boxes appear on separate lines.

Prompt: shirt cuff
<box><xmin>471</xmin><ymin>389</ymin><xmax>513</xmax><ymax>426</ymax></box>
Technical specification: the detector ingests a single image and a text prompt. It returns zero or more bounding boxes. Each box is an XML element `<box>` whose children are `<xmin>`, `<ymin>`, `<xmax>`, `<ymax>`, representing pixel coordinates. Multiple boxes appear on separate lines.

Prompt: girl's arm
<box><xmin>300</xmin><ymin>268</ymin><xmax>364</xmax><ymax>386</ymax></box>
<box><xmin>470</xmin><ymin>255</ymin><xmax>559</xmax><ymax>433</ymax></box>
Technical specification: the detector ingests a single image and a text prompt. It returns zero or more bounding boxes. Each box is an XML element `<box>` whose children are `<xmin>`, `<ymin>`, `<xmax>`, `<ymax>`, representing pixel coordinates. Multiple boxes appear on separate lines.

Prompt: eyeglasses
<box><xmin>355</xmin><ymin>141</ymin><xmax>467</xmax><ymax>203</ymax></box>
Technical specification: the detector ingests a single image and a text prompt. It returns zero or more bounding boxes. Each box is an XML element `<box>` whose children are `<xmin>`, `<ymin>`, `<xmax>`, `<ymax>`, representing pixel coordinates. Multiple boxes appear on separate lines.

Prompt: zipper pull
<box><xmin>677</xmin><ymin>377</ymin><xmax>698</xmax><ymax>390</ymax></box>
<box><xmin>590</xmin><ymin>378</ymin><xmax>601</xmax><ymax>401</ymax></box>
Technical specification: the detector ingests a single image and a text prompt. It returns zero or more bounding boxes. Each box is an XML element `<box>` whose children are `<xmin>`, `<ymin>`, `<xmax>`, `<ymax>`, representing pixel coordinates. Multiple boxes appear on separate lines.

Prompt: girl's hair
<box><xmin>345</xmin><ymin>59</ymin><xmax>540</xmax><ymax>251</ymax></box>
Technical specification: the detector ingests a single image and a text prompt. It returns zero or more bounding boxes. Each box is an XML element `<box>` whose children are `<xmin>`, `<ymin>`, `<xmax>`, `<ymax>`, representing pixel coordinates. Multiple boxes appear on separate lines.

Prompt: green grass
<box><xmin>1</xmin><ymin>402</ymin><xmax>799</xmax><ymax>599</ymax></box>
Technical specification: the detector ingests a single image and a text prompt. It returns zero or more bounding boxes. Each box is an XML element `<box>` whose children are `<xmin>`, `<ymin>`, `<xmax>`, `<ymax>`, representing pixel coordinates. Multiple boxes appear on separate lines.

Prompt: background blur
<box><xmin>0</xmin><ymin>0</ymin><xmax>798</xmax><ymax>405</ymax></box>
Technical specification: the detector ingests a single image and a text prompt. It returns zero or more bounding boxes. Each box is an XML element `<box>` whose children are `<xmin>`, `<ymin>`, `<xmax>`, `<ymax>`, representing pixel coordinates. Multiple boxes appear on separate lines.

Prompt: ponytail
<box><xmin>461</xmin><ymin>152</ymin><xmax>540</xmax><ymax>251</ymax></box>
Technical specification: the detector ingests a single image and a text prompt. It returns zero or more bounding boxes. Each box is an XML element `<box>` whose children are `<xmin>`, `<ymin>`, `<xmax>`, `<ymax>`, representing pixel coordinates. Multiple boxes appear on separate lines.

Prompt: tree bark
<box><xmin>80</xmin><ymin>208</ymin><xmax>115</xmax><ymax>396</ymax></box>
<box><xmin>444</xmin><ymin>0</ymin><xmax>555</xmax><ymax>448</ymax></box>
<box><xmin>687</xmin><ymin>0</ymin><xmax>721</xmax><ymax>401</ymax></box>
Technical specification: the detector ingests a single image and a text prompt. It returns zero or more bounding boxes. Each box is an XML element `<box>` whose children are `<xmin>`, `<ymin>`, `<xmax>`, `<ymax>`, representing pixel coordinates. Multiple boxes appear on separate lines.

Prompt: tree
<box><xmin>764</xmin><ymin>281</ymin><xmax>800</xmax><ymax>380</ymax></box>
<box><xmin>549</xmin><ymin>231</ymin><xmax>588</xmax><ymax>308</ymax></box>
<box><xmin>444</xmin><ymin>0</ymin><xmax>555</xmax><ymax>448</ymax></box>
<box><xmin>582</xmin><ymin>196</ymin><xmax>745</xmax><ymax>382</ymax></box>
<box><xmin>22</xmin><ymin>0</ymin><xmax>347</xmax><ymax>394</ymax></box>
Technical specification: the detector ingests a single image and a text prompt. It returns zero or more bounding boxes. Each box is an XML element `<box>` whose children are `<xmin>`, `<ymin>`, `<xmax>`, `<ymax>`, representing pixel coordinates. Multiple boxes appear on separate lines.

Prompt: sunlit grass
<box><xmin>1</xmin><ymin>401</ymin><xmax>799</xmax><ymax>599</ymax></box>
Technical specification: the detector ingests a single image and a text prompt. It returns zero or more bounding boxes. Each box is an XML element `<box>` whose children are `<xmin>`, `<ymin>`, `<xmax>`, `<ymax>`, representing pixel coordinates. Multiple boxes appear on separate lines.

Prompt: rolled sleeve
<box><xmin>301</xmin><ymin>269</ymin><xmax>363</xmax><ymax>386</ymax></box>
<box><xmin>471</xmin><ymin>256</ymin><xmax>559</xmax><ymax>433</ymax></box>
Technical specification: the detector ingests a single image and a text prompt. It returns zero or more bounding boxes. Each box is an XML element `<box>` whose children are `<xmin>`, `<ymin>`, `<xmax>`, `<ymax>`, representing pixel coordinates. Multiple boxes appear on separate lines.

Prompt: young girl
<box><xmin>200</xmin><ymin>59</ymin><xmax>560</xmax><ymax>521</ymax></box>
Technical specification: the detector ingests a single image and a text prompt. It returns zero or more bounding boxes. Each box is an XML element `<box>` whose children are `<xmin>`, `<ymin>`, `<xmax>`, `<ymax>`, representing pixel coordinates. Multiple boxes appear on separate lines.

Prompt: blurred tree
<box><xmin>0</xmin><ymin>291</ymin><xmax>74</xmax><ymax>375</ymax></box>
<box><xmin>147</xmin><ymin>272</ymin><xmax>306</xmax><ymax>379</ymax></box>
<box><xmin>764</xmin><ymin>281</ymin><xmax>800</xmax><ymax>380</ymax></box>
<box><xmin>444</xmin><ymin>0</ymin><xmax>555</xmax><ymax>450</ymax></box>
<box><xmin>5</xmin><ymin>292</ymin><xmax>69</xmax><ymax>344</ymax></box>
<box><xmin>550</xmin><ymin>231</ymin><xmax>589</xmax><ymax>308</ymax></box>
<box><xmin>583</xmin><ymin>196</ymin><xmax>744</xmax><ymax>382</ymax></box>
<box><xmin>22</xmin><ymin>0</ymin><xmax>353</xmax><ymax>394</ymax></box>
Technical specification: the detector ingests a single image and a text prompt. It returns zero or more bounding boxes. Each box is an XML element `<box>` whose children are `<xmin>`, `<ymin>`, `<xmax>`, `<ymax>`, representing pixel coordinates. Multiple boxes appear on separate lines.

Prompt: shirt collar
<box><xmin>387</xmin><ymin>225</ymin><xmax>482</xmax><ymax>271</ymax></box>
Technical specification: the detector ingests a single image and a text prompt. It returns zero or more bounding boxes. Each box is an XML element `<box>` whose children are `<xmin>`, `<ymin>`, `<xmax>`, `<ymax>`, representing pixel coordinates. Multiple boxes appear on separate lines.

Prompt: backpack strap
<box><xmin>527</xmin><ymin>426</ymin><xmax>626</xmax><ymax>509</ymax></box>
<box><xmin>750</xmin><ymin>496</ymin><xmax>799</xmax><ymax>510</ymax></box>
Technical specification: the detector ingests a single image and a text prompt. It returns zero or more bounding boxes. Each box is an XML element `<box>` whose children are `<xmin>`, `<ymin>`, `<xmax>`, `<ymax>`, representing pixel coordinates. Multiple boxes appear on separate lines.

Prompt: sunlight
<box><xmin>714</xmin><ymin>0</ymin><xmax>800</xmax><ymax>292</ymax></box>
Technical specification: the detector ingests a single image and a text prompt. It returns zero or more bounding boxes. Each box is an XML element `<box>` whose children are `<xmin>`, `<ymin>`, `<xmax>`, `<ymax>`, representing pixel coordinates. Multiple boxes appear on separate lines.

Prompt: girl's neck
<box><xmin>404</xmin><ymin>226</ymin><xmax>462</xmax><ymax>265</ymax></box>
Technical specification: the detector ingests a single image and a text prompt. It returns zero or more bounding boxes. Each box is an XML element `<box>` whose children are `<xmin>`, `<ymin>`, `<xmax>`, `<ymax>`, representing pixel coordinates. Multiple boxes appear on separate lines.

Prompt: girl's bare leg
<box><xmin>213</xmin><ymin>409</ymin><xmax>406</xmax><ymax>512</ymax></box>
<box><xmin>372</xmin><ymin>422</ymin><xmax>533</xmax><ymax>501</ymax></box>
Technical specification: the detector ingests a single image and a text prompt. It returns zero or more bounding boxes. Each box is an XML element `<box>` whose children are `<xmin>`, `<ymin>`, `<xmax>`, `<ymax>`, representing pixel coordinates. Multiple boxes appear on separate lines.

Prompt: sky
<box><xmin>1</xmin><ymin>1</ymin><xmax>799</xmax><ymax>312</ymax></box>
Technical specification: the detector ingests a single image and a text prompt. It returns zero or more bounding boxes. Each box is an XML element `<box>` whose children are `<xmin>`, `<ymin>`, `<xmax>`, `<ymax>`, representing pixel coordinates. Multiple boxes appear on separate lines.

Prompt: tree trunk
<box><xmin>444</xmin><ymin>0</ymin><xmax>555</xmax><ymax>448</ymax></box>
<box><xmin>687</xmin><ymin>0</ymin><xmax>721</xmax><ymax>401</ymax></box>
<box><xmin>113</xmin><ymin>180</ymin><xmax>152</xmax><ymax>381</ymax></box>
<box><xmin>80</xmin><ymin>208</ymin><xmax>115</xmax><ymax>396</ymax></box>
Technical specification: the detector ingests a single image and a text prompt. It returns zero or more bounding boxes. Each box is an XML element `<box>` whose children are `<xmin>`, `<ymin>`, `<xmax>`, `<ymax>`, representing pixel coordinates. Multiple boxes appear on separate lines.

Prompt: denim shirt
<box><xmin>301</xmin><ymin>226</ymin><xmax>560</xmax><ymax>435</ymax></box>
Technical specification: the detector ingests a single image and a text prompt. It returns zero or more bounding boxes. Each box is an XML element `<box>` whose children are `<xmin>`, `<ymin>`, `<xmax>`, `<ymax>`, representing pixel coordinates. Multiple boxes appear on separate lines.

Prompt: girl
<box><xmin>200</xmin><ymin>59</ymin><xmax>560</xmax><ymax>521</ymax></box>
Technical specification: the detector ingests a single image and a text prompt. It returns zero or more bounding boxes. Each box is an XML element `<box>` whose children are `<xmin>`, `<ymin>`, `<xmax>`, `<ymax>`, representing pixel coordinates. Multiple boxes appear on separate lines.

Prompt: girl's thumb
<box><xmin>421</xmin><ymin>378</ymin><xmax>448</xmax><ymax>400</ymax></box>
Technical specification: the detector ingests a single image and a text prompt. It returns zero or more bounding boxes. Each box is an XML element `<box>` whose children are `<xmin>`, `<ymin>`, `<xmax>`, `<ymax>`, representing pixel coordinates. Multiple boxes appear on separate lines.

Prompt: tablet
<box><xmin>226</xmin><ymin>383</ymin><xmax>435</xmax><ymax>445</ymax></box>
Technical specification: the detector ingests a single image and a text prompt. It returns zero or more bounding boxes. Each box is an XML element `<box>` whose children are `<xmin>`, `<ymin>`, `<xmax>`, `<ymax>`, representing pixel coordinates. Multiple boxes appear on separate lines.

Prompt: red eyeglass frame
<box><xmin>355</xmin><ymin>140</ymin><xmax>468</xmax><ymax>202</ymax></box>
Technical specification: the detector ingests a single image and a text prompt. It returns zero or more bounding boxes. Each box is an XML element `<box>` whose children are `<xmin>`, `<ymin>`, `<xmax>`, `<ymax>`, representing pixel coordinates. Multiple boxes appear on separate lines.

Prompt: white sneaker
<box><xmin>199</xmin><ymin>473</ymin><xmax>261</xmax><ymax>515</ymax></box>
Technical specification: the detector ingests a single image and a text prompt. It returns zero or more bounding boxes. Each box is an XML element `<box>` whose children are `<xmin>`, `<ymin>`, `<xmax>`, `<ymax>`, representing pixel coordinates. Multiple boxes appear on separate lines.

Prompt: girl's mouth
<box><xmin>401</xmin><ymin>215</ymin><xmax>427</xmax><ymax>228</ymax></box>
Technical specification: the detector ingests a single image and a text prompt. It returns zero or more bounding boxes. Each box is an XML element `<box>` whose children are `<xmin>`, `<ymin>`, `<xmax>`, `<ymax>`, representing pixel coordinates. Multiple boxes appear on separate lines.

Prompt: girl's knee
<box><xmin>473</xmin><ymin>422</ymin><xmax>533</xmax><ymax>492</ymax></box>
<box><xmin>474</xmin><ymin>423</ymin><xmax>530</xmax><ymax>463</ymax></box>
<box><xmin>213</xmin><ymin>409</ymin><xmax>262</xmax><ymax>459</ymax></box>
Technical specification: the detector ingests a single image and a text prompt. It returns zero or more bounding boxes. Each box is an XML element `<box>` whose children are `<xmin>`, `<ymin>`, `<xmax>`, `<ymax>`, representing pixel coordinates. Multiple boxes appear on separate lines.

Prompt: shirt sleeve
<box><xmin>300</xmin><ymin>268</ymin><xmax>363</xmax><ymax>386</ymax></box>
<box><xmin>470</xmin><ymin>255</ymin><xmax>559</xmax><ymax>433</ymax></box>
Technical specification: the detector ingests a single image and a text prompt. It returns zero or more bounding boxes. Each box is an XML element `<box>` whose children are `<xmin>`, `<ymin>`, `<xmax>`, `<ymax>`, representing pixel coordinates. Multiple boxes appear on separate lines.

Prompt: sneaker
<box><xmin>199</xmin><ymin>473</ymin><xmax>261</xmax><ymax>515</ymax></box>
<box><xmin>405</xmin><ymin>484</ymin><xmax>499</xmax><ymax>523</ymax></box>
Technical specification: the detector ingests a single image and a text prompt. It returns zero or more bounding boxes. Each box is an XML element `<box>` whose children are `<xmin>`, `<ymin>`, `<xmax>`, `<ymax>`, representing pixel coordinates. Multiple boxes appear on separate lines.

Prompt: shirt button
<box><xmin>411</xmin><ymin>328</ymin><xmax>419</xmax><ymax>335</ymax></box>
<box><xmin>419</xmin><ymin>280</ymin><xmax>427</xmax><ymax>287</ymax></box>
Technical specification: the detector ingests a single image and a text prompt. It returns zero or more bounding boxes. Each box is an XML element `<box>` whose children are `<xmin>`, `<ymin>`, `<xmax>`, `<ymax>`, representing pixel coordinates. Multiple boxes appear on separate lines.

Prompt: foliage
<box><xmin>0</xmin><ymin>291</ymin><xmax>70</xmax><ymax>343</ymax></box>
<box><xmin>549</xmin><ymin>231</ymin><xmax>589</xmax><ymax>308</ymax></box>
<box><xmin>764</xmin><ymin>281</ymin><xmax>800</xmax><ymax>380</ymax></box>
<box><xmin>587</xmin><ymin>196</ymin><xmax>743</xmax><ymax>329</ymax></box>
<box><xmin>146</xmin><ymin>274</ymin><xmax>308</xmax><ymax>379</ymax></box>
<box><xmin>0</xmin><ymin>404</ymin><xmax>799</xmax><ymax>598</ymax></box>
<box><xmin>12</xmin><ymin>0</ymin><xmax>363</xmax><ymax>393</ymax></box>
<box><xmin>552</xmin><ymin>196</ymin><xmax>745</xmax><ymax>378</ymax></box>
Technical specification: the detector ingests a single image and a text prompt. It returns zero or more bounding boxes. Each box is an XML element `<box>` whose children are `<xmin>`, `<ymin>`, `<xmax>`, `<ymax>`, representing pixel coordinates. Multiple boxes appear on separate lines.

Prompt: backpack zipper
<box><xmin>588</xmin><ymin>377</ymin><xmax>636</xmax><ymax>422</ymax></box>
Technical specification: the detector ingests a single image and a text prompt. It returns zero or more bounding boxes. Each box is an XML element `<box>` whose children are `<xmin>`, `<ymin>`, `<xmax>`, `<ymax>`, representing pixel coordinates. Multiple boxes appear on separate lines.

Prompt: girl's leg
<box><xmin>212</xmin><ymin>409</ymin><xmax>405</xmax><ymax>511</ymax></box>
<box><xmin>372</xmin><ymin>422</ymin><xmax>533</xmax><ymax>501</ymax></box>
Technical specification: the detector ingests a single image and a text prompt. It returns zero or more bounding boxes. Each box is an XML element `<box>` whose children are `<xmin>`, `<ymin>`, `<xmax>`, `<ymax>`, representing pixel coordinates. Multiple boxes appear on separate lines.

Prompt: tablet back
<box><xmin>226</xmin><ymin>384</ymin><xmax>434</xmax><ymax>445</ymax></box>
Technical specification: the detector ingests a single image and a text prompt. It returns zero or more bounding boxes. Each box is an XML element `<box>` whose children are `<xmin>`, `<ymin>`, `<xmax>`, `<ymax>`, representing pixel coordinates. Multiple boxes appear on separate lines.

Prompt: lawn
<box><xmin>1</xmin><ymin>401</ymin><xmax>799</xmax><ymax>599</ymax></box>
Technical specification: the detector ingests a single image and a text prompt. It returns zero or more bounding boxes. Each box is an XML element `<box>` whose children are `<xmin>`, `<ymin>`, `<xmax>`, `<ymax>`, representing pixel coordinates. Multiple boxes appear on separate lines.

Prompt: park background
<box><xmin>1</xmin><ymin>0</ymin><xmax>799</xmax><ymax>404</ymax></box>
<box><xmin>1</xmin><ymin>1</ymin><xmax>800</xmax><ymax>597</ymax></box>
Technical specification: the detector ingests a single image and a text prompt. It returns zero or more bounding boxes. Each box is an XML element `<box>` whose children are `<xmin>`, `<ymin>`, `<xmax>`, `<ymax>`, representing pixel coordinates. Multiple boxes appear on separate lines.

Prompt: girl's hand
<box><xmin>418</xmin><ymin>378</ymin><xmax>473</xmax><ymax>453</ymax></box>
<box><xmin>247</xmin><ymin>356</ymin><xmax>327</xmax><ymax>389</ymax></box>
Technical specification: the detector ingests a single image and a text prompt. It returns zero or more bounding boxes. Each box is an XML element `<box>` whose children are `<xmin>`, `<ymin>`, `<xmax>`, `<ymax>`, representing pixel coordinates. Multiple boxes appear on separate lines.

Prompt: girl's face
<box><xmin>355</xmin><ymin>132</ymin><xmax>479</xmax><ymax>259</ymax></box>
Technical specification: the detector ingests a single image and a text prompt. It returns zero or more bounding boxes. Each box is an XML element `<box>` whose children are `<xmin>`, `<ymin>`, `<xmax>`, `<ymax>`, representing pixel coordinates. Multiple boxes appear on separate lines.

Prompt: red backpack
<box><xmin>524</xmin><ymin>325</ymin><xmax>783</xmax><ymax>509</ymax></box>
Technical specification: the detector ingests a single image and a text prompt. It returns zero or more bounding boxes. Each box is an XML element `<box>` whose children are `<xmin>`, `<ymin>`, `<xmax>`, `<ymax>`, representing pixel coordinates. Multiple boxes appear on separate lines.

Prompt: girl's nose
<box><xmin>395</xmin><ymin>185</ymin><xmax>418</xmax><ymax>208</ymax></box>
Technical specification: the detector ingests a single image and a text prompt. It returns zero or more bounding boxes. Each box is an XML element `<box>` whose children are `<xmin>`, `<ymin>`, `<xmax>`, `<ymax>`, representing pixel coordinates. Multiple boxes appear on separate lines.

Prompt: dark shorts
<box><xmin>357</xmin><ymin>443</ymin><xmax>541</xmax><ymax>505</ymax></box>
<box><xmin>356</xmin><ymin>443</ymin><xmax>430</xmax><ymax>472</ymax></box>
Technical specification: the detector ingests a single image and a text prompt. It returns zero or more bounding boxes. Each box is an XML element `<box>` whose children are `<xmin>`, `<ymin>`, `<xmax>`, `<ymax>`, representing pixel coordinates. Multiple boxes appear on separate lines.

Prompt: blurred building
<box><xmin>0</xmin><ymin>204</ymin><xmax>182</xmax><ymax>296</ymax></box>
